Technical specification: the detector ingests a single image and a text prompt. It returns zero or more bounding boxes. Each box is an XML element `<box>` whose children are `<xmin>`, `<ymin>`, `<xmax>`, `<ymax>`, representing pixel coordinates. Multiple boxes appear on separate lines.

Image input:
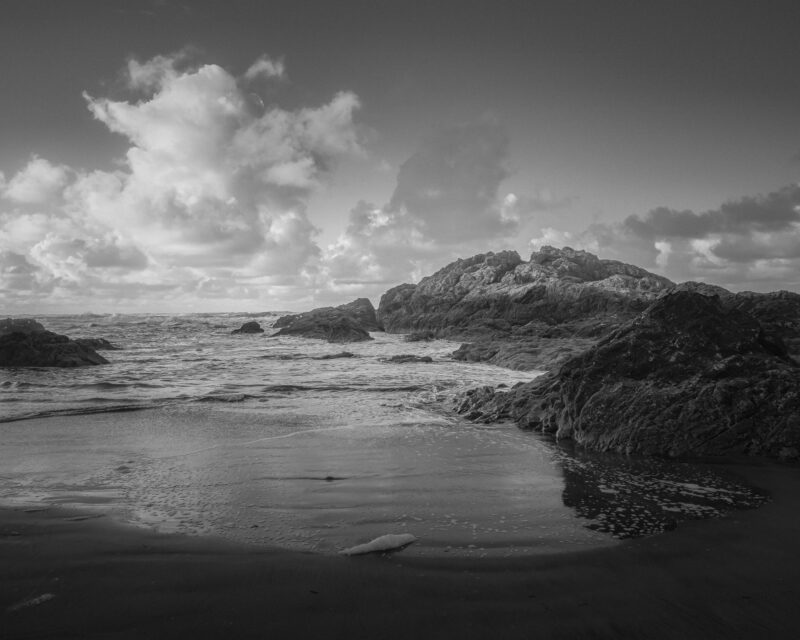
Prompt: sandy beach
<box><xmin>2</xmin><ymin>461</ymin><xmax>799</xmax><ymax>639</ymax></box>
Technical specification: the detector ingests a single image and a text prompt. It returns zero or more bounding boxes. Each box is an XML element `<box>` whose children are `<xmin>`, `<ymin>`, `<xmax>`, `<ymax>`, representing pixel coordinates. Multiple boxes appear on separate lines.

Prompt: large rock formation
<box><xmin>456</xmin><ymin>290</ymin><xmax>800</xmax><ymax>459</ymax></box>
<box><xmin>0</xmin><ymin>319</ymin><xmax>109</xmax><ymax>367</ymax></box>
<box><xmin>378</xmin><ymin>247</ymin><xmax>673</xmax><ymax>336</ymax></box>
<box><xmin>275</xmin><ymin>298</ymin><xmax>380</xmax><ymax>332</ymax></box>
<box><xmin>273</xmin><ymin>298</ymin><xmax>377</xmax><ymax>343</ymax></box>
<box><xmin>335</xmin><ymin>298</ymin><xmax>382</xmax><ymax>331</ymax></box>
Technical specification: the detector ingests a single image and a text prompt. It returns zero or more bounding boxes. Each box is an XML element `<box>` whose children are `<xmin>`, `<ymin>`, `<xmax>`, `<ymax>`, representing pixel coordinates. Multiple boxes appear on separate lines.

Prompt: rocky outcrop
<box><xmin>273</xmin><ymin>308</ymin><xmax>373</xmax><ymax>343</ymax></box>
<box><xmin>275</xmin><ymin>298</ymin><xmax>380</xmax><ymax>331</ymax></box>
<box><xmin>335</xmin><ymin>298</ymin><xmax>381</xmax><ymax>331</ymax></box>
<box><xmin>377</xmin><ymin>247</ymin><xmax>673</xmax><ymax>337</ymax></box>
<box><xmin>273</xmin><ymin>298</ymin><xmax>377</xmax><ymax>343</ymax></box>
<box><xmin>232</xmin><ymin>321</ymin><xmax>265</xmax><ymax>334</ymax></box>
<box><xmin>456</xmin><ymin>291</ymin><xmax>800</xmax><ymax>459</ymax></box>
<box><xmin>0</xmin><ymin>320</ymin><xmax>109</xmax><ymax>367</ymax></box>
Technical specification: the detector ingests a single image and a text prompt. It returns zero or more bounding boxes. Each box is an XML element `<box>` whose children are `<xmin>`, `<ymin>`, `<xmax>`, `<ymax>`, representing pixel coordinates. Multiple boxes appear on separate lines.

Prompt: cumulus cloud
<box><xmin>0</xmin><ymin>52</ymin><xmax>362</xmax><ymax>311</ymax></box>
<box><xmin>2</xmin><ymin>157</ymin><xmax>70</xmax><ymax>204</ymax></box>
<box><xmin>244</xmin><ymin>55</ymin><xmax>285</xmax><ymax>81</ymax></box>
<box><xmin>553</xmin><ymin>184</ymin><xmax>800</xmax><ymax>291</ymax></box>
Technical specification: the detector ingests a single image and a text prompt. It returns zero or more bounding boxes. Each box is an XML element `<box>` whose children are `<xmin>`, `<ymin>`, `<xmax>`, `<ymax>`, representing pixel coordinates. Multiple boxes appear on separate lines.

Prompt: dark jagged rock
<box><xmin>275</xmin><ymin>298</ymin><xmax>380</xmax><ymax>331</ymax></box>
<box><xmin>0</xmin><ymin>328</ymin><xmax>109</xmax><ymax>367</ymax></box>
<box><xmin>378</xmin><ymin>247</ymin><xmax>673</xmax><ymax>336</ymax></box>
<box><xmin>336</xmin><ymin>298</ymin><xmax>381</xmax><ymax>331</ymax></box>
<box><xmin>231</xmin><ymin>321</ymin><xmax>264</xmax><ymax>335</ymax></box>
<box><xmin>672</xmin><ymin>283</ymin><xmax>800</xmax><ymax>357</ymax></box>
<box><xmin>456</xmin><ymin>290</ymin><xmax>800</xmax><ymax>459</ymax></box>
<box><xmin>274</xmin><ymin>308</ymin><xmax>373</xmax><ymax>343</ymax></box>
<box><xmin>452</xmin><ymin>337</ymin><xmax>596</xmax><ymax>371</ymax></box>
<box><xmin>315</xmin><ymin>352</ymin><xmax>356</xmax><ymax>360</ymax></box>
<box><xmin>383</xmin><ymin>354</ymin><xmax>433</xmax><ymax>364</ymax></box>
<box><xmin>273</xmin><ymin>298</ymin><xmax>377</xmax><ymax>343</ymax></box>
<box><xmin>74</xmin><ymin>337</ymin><xmax>120</xmax><ymax>351</ymax></box>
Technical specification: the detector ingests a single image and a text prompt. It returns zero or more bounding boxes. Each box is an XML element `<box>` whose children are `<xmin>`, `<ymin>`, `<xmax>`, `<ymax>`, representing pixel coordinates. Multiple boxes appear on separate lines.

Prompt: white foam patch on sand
<box><xmin>340</xmin><ymin>533</ymin><xmax>418</xmax><ymax>556</ymax></box>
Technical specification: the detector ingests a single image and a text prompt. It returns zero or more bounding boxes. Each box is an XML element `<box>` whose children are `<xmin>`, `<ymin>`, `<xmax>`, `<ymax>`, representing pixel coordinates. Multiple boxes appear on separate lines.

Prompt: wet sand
<box><xmin>2</xmin><ymin>462</ymin><xmax>799</xmax><ymax>639</ymax></box>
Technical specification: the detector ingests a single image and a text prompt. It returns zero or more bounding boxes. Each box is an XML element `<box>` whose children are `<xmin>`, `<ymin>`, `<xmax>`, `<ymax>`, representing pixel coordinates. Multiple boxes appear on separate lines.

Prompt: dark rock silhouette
<box><xmin>274</xmin><ymin>308</ymin><xmax>373</xmax><ymax>343</ymax></box>
<box><xmin>456</xmin><ymin>290</ymin><xmax>800</xmax><ymax>459</ymax></box>
<box><xmin>273</xmin><ymin>299</ymin><xmax>377</xmax><ymax>343</ymax></box>
<box><xmin>0</xmin><ymin>319</ymin><xmax>109</xmax><ymax>367</ymax></box>
<box><xmin>232</xmin><ymin>321</ymin><xmax>264</xmax><ymax>334</ymax></box>
<box><xmin>315</xmin><ymin>352</ymin><xmax>356</xmax><ymax>360</ymax></box>
<box><xmin>275</xmin><ymin>298</ymin><xmax>380</xmax><ymax>332</ymax></box>
<box><xmin>335</xmin><ymin>298</ymin><xmax>382</xmax><ymax>331</ymax></box>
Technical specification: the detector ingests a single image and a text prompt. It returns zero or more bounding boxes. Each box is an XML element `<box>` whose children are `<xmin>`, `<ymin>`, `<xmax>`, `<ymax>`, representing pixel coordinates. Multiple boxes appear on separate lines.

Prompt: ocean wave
<box><xmin>262</xmin><ymin>383</ymin><xmax>431</xmax><ymax>394</ymax></box>
<box><xmin>0</xmin><ymin>403</ymin><xmax>158</xmax><ymax>424</ymax></box>
<box><xmin>195</xmin><ymin>393</ymin><xmax>257</xmax><ymax>403</ymax></box>
<box><xmin>74</xmin><ymin>381</ymin><xmax>165</xmax><ymax>390</ymax></box>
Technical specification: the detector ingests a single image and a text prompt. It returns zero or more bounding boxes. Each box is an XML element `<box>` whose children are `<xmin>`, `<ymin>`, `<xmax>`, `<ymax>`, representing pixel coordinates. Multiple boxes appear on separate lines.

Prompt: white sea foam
<box><xmin>340</xmin><ymin>533</ymin><xmax>418</xmax><ymax>556</ymax></box>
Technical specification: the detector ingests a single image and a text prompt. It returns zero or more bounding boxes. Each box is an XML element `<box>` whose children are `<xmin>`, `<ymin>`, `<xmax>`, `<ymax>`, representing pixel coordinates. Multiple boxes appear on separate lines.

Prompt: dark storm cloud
<box><xmin>387</xmin><ymin>121</ymin><xmax>512</xmax><ymax>241</ymax></box>
<box><xmin>622</xmin><ymin>185</ymin><xmax>800</xmax><ymax>240</ymax></box>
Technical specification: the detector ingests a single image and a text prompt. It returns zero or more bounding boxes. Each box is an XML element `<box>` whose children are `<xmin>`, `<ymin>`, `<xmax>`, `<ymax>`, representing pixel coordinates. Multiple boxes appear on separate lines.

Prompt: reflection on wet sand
<box><xmin>554</xmin><ymin>444</ymin><xmax>769</xmax><ymax>538</ymax></box>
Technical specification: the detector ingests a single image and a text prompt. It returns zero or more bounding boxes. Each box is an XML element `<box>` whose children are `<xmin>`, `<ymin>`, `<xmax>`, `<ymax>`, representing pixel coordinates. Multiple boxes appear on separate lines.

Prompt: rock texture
<box><xmin>273</xmin><ymin>299</ymin><xmax>377</xmax><ymax>343</ymax></box>
<box><xmin>231</xmin><ymin>321</ymin><xmax>265</xmax><ymax>335</ymax></box>
<box><xmin>378</xmin><ymin>247</ymin><xmax>673</xmax><ymax>336</ymax></box>
<box><xmin>456</xmin><ymin>290</ymin><xmax>800</xmax><ymax>459</ymax></box>
<box><xmin>275</xmin><ymin>298</ymin><xmax>380</xmax><ymax>331</ymax></box>
<box><xmin>273</xmin><ymin>308</ymin><xmax>373</xmax><ymax>343</ymax></box>
<box><xmin>451</xmin><ymin>336</ymin><xmax>596</xmax><ymax>371</ymax></box>
<box><xmin>335</xmin><ymin>298</ymin><xmax>382</xmax><ymax>331</ymax></box>
<box><xmin>673</xmin><ymin>283</ymin><xmax>800</xmax><ymax>357</ymax></box>
<box><xmin>0</xmin><ymin>320</ymin><xmax>109</xmax><ymax>367</ymax></box>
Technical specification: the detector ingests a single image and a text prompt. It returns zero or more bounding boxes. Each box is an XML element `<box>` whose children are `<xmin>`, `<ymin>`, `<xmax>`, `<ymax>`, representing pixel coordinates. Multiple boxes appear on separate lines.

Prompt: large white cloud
<box><xmin>0</xmin><ymin>53</ymin><xmax>362</xmax><ymax>311</ymax></box>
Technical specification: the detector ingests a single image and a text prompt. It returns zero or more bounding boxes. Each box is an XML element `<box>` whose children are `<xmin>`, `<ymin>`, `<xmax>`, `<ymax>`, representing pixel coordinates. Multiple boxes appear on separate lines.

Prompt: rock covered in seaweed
<box><xmin>275</xmin><ymin>298</ymin><xmax>380</xmax><ymax>332</ymax></box>
<box><xmin>0</xmin><ymin>319</ymin><xmax>109</xmax><ymax>367</ymax></box>
<box><xmin>273</xmin><ymin>308</ymin><xmax>373</xmax><ymax>343</ymax></box>
<box><xmin>273</xmin><ymin>298</ymin><xmax>377</xmax><ymax>343</ymax></box>
<box><xmin>377</xmin><ymin>247</ymin><xmax>673</xmax><ymax>336</ymax></box>
<box><xmin>456</xmin><ymin>290</ymin><xmax>800</xmax><ymax>459</ymax></box>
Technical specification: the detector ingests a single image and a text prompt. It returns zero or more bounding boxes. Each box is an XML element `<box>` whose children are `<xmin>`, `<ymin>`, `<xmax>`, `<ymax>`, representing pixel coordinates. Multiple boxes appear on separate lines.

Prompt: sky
<box><xmin>2</xmin><ymin>0</ymin><xmax>799</xmax><ymax>313</ymax></box>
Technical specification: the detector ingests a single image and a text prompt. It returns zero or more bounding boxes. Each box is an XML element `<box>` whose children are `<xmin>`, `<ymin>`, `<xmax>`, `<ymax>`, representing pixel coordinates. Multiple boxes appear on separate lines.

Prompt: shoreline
<box><xmin>3</xmin><ymin>461</ymin><xmax>800</xmax><ymax>639</ymax></box>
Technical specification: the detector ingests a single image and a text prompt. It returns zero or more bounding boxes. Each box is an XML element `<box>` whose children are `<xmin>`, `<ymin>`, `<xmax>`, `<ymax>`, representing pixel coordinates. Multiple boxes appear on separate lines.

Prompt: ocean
<box><xmin>0</xmin><ymin>313</ymin><xmax>767</xmax><ymax>557</ymax></box>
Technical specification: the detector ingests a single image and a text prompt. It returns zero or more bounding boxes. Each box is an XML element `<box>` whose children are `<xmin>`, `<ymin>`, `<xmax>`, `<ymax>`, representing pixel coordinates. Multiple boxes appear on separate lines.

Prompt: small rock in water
<box><xmin>232</xmin><ymin>321</ymin><xmax>264</xmax><ymax>335</ymax></box>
